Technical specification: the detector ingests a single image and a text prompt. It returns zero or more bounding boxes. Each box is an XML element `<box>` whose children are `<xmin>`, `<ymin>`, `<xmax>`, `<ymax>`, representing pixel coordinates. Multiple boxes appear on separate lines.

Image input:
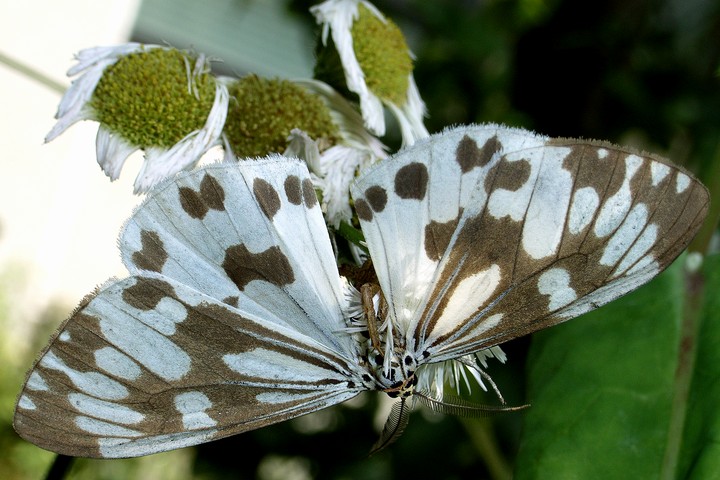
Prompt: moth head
<box><xmin>384</xmin><ymin>374</ymin><xmax>418</xmax><ymax>399</ymax></box>
<box><xmin>379</xmin><ymin>352</ymin><xmax>418</xmax><ymax>398</ymax></box>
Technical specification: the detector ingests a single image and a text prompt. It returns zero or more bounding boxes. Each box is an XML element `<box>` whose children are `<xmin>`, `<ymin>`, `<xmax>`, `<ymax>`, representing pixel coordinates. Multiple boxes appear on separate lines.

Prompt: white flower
<box><xmin>311</xmin><ymin>0</ymin><xmax>429</xmax><ymax>145</ymax></box>
<box><xmin>286</xmin><ymin>79</ymin><xmax>387</xmax><ymax>228</ymax></box>
<box><xmin>47</xmin><ymin>43</ymin><xmax>229</xmax><ymax>193</ymax></box>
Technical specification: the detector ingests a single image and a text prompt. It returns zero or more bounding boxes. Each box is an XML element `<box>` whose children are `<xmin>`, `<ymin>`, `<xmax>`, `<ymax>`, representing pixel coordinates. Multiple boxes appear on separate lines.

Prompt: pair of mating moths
<box><xmin>14</xmin><ymin>125</ymin><xmax>709</xmax><ymax>458</ymax></box>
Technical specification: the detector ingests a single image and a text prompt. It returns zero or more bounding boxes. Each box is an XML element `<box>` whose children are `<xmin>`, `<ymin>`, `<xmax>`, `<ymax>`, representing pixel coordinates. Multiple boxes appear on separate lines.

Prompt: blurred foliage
<box><xmin>4</xmin><ymin>0</ymin><xmax>719</xmax><ymax>478</ymax></box>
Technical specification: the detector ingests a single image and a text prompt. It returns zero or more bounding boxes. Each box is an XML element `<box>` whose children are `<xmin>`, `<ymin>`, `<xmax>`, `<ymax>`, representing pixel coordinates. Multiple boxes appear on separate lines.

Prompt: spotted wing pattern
<box><xmin>14</xmin><ymin>157</ymin><xmax>364</xmax><ymax>458</ymax></box>
<box><xmin>351</xmin><ymin>124</ymin><xmax>709</xmax><ymax>362</ymax></box>
<box><xmin>15</xmin><ymin>125</ymin><xmax>709</xmax><ymax>458</ymax></box>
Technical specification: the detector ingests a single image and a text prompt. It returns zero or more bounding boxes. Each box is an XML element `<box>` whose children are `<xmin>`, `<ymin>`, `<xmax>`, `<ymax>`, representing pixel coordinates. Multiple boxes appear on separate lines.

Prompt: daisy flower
<box><xmin>223</xmin><ymin>74</ymin><xmax>386</xmax><ymax>229</ymax></box>
<box><xmin>47</xmin><ymin>43</ymin><xmax>229</xmax><ymax>193</ymax></box>
<box><xmin>290</xmin><ymin>79</ymin><xmax>386</xmax><ymax>229</ymax></box>
<box><xmin>311</xmin><ymin>0</ymin><xmax>429</xmax><ymax>145</ymax></box>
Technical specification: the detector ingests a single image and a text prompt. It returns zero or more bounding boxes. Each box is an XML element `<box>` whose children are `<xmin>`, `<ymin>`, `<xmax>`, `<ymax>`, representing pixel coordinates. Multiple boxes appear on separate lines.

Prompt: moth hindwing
<box><xmin>14</xmin><ymin>125</ymin><xmax>709</xmax><ymax>458</ymax></box>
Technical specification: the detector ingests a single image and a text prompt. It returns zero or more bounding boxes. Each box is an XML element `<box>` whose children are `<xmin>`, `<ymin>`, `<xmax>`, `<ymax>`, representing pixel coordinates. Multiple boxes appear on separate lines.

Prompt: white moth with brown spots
<box><xmin>15</xmin><ymin>125</ymin><xmax>709</xmax><ymax>458</ymax></box>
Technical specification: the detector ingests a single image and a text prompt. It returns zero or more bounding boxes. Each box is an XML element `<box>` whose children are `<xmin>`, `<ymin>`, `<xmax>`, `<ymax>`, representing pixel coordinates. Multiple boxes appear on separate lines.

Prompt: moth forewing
<box><xmin>350</xmin><ymin>125</ymin><xmax>710</xmax><ymax>363</ymax></box>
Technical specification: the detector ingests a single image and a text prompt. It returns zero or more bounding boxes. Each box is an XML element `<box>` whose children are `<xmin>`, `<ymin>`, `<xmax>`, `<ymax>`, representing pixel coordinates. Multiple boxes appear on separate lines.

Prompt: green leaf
<box><xmin>514</xmin><ymin>253</ymin><xmax>720</xmax><ymax>479</ymax></box>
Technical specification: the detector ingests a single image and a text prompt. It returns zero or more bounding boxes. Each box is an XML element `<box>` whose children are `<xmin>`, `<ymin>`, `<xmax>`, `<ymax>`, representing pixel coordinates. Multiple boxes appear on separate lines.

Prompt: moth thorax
<box><xmin>383</xmin><ymin>371</ymin><xmax>418</xmax><ymax>399</ymax></box>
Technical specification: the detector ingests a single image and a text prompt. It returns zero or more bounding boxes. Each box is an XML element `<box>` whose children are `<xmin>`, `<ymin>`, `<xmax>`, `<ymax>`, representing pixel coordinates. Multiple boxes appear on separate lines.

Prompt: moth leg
<box><xmin>361</xmin><ymin>283</ymin><xmax>383</xmax><ymax>354</ymax></box>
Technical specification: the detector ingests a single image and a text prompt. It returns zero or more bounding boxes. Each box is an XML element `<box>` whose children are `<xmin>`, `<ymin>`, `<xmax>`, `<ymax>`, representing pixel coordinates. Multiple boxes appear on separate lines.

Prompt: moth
<box><xmin>14</xmin><ymin>125</ymin><xmax>709</xmax><ymax>458</ymax></box>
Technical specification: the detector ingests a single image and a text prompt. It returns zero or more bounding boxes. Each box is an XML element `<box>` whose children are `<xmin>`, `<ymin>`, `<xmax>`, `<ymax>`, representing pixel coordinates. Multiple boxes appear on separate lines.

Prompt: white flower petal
<box><xmin>95</xmin><ymin>125</ymin><xmax>138</xmax><ymax>180</ymax></box>
<box><xmin>284</xmin><ymin>129</ymin><xmax>322</xmax><ymax>173</ymax></box>
<box><xmin>310</xmin><ymin>0</ymin><xmax>387</xmax><ymax>135</ymax></box>
<box><xmin>386</xmin><ymin>75</ymin><xmax>429</xmax><ymax>146</ymax></box>
<box><xmin>317</xmin><ymin>145</ymin><xmax>373</xmax><ymax>227</ymax></box>
<box><xmin>45</xmin><ymin>103</ymin><xmax>96</xmax><ymax>143</ymax></box>
<box><xmin>47</xmin><ymin>44</ymin><xmax>147</xmax><ymax>142</ymax></box>
<box><xmin>67</xmin><ymin>43</ymin><xmax>145</xmax><ymax>76</ymax></box>
<box><xmin>294</xmin><ymin>79</ymin><xmax>387</xmax><ymax>159</ymax></box>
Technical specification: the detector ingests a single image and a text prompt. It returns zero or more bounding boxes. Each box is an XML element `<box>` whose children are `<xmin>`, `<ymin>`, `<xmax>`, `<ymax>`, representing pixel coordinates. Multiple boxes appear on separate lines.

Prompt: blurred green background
<box><xmin>2</xmin><ymin>0</ymin><xmax>719</xmax><ymax>478</ymax></box>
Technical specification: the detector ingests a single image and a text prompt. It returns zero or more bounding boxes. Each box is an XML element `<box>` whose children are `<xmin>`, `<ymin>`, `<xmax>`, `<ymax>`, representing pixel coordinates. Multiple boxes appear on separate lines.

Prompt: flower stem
<box><xmin>461</xmin><ymin>418</ymin><xmax>513</xmax><ymax>480</ymax></box>
<box><xmin>0</xmin><ymin>50</ymin><xmax>66</xmax><ymax>94</ymax></box>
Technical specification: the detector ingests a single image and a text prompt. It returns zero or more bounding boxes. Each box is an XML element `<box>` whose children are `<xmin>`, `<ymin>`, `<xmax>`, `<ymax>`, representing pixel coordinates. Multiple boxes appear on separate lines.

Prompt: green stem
<box><xmin>688</xmin><ymin>140</ymin><xmax>720</xmax><ymax>254</ymax></box>
<box><xmin>44</xmin><ymin>454</ymin><xmax>73</xmax><ymax>480</ymax></box>
<box><xmin>0</xmin><ymin>50</ymin><xmax>66</xmax><ymax>94</ymax></box>
<box><xmin>461</xmin><ymin>418</ymin><xmax>513</xmax><ymax>480</ymax></box>
<box><xmin>660</xmin><ymin>262</ymin><xmax>706</xmax><ymax>478</ymax></box>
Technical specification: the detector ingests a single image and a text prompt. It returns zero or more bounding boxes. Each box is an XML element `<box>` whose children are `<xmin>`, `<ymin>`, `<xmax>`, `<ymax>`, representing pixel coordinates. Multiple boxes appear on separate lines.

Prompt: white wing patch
<box><xmin>430</xmin><ymin>264</ymin><xmax>502</xmax><ymax>340</ymax></box>
<box><xmin>613</xmin><ymin>225</ymin><xmax>658</xmax><ymax>277</ymax></box>
<box><xmin>223</xmin><ymin>348</ymin><xmax>351</xmax><ymax>384</ymax></box>
<box><xmin>568</xmin><ymin>187</ymin><xmax>600</xmax><ymax>234</ymax></box>
<box><xmin>676</xmin><ymin>172</ymin><xmax>691</xmax><ymax>193</ymax></box>
<box><xmin>41</xmin><ymin>351</ymin><xmax>130</xmax><ymax>400</ymax></box>
<box><xmin>594</xmin><ymin>154</ymin><xmax>643</xmax><ymax>238</ymax></box>
<box><xmin>651</xmin><ymin>162</ymin><xmax>670</xmax><ymax>186</ymax></box>
<box><xmin>69</xmin><ymin>393</ymin><xmax>145</xmax><ymax>425</ymax></box>
<box><xmin>521</xmin><ymin>147</ymin><xmax>574</xmax><ymax>260</ymax></box>
<box><xmin>174</xmin><ymin>392</ymin><xmax>217</xmax><ymax>430</ymax></box>
<box><xmin>600</xmin><ymin>203</ymin><xmax>649</xmax><ymax>267</ymax></box>
<box><xmin>94</xmin><ymin>347</ymin><xmax>142</xmax><ymax>381</ymax></box>
<box><xmin>538</xmin><ymin>268</ymin><xmax>577</xmax><ymax>311</ymax></box>
<box><xmin>76</xmin><ymin>417</ymin><xmax>142</xmax><ymax>437</ymax></box>
<box><xmin>26</xmin><ymin>371</ymin><xmax>48</xmax><ymax>391</ymax></box>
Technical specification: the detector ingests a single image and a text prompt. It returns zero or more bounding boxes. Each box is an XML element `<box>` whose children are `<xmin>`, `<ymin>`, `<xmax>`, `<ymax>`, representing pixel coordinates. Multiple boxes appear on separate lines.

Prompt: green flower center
<box><xmin>224</xmin><ymin>75</ymin><xmax>339</xmax><ymax>157</ymax></box>
<box><xmin>91</xmin><ymin>47</ymin><xmax>216</xmax><ymax>149</ymax></box>
<box><xmin>351</xmin><ymin>5</ymin><xmax>413</xmax><ymax>105</ymax></box>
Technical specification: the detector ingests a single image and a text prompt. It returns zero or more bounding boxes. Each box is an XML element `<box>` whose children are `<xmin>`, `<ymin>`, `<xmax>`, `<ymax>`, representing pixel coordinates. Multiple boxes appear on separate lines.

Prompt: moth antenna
<box><xmin>414</xmin><ymin>390</ymin><xmax>529</xmax><ymax>418</ymax></box>
<box><xmin>369</xmin><ymin>398</ymin><xmax>412</xmax><ymax>456</ymax></box>
<box><xmin>456</xmin><ymin>356</ymin><xmax>507</xmax><ymax>404</ymax></box>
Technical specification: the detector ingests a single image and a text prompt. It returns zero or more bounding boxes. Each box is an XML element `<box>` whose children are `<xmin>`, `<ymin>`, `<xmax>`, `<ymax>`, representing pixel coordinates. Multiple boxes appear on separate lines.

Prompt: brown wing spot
<box><xmin>486</xmin><ymin>156</ymin><xmax>532</xmax><ymax>192</ymax></box>
<box><xmin>254</xmin><ymin>178</ymin><xmax>281</xmax><ymax>219</ymax></box>
<box><xmin>424</xmin><ymin>214</ymin><xmax>461</xmax><ymax>261</ymax></box>
<box><xmin>284</xmin><ymin>175</ymin><xmax>303</xmax><ymax>205</ymax></box>
<box><xmin>355</xmin><ymin>198</ymin><xmax>373</xmax><ymax>221</ymax></box>
<box><xmin>179</xmin><ymin>174</ymin><xmax>226</xmax><ymax>220</ymax></box>
<box><xmin>365</xmin><ymin>186</ymin><xmax>388</xmax><ymax>213</ymax></box>
<box><xmin>395</xmin><ymin>162</ymin><xmax>429</xmax><ymax>200</ymax></box>
<box><xmin>456</xmin><ymin>134</ymin><xmax>501</xmax><ymax>173</ymax></box>
<box><xmin>200</xmin><ymin>174</ymin><xmax>226</xmax><ymax>211</ymax></box>
<box><xmin>302</xmin><ymin>178</ymin><xmax>317</xmax><ymax>208</ymax></box>
<box><xmin>223</xmin><ymin>244</ymin><xmax>295</xmax><ymax>290</ymax></box>
<box><xmin>131</xmin><ymin>230</ymin><xmax>168</xmax><ymax>273</ymax></box>
<box><xmin>122</xmin><ymin>277</ymin><xmax>176</xmax><ymax>311</ymax></box>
